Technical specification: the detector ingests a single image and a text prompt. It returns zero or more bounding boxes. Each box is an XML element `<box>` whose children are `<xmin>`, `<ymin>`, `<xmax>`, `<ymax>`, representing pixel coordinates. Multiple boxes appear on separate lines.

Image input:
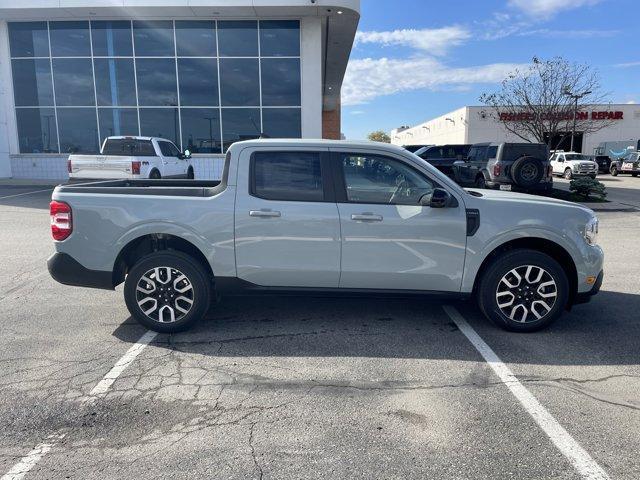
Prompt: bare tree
<box><xmin>367</xmin><ymin>130</ymin><xmax>391</xmax><ymax>143</ymax></box>
<box><xmin>480</xmin><ymin>56</ymin><xmax>613</xmax><ymax>150</ymax></box>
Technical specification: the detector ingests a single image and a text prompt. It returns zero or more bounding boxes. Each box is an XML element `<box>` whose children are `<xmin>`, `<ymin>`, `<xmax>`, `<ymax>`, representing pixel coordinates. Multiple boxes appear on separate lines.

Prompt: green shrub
<box><xmin>569</xmin><ymin>177</ymin><xmax>607</xmax><ymax>199</ymax></box>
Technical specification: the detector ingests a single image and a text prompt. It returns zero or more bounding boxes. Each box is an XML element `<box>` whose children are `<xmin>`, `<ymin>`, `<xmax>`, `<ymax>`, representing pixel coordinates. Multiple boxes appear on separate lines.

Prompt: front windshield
<box><xmin>565</xmin><ymin>154</ymin><xmax>592</xmax><ymax>161</ymax></box>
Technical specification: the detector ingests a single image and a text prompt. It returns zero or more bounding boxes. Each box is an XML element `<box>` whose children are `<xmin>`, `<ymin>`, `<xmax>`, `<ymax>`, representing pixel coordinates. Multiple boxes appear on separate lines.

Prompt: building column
<box><xmin>322</xmin><ymin>97</ymin><xmax>341</xmax><ymax>140</ymax></box>
<box><xmin>300</xmin><ymin>16</ymin><xmax>322</xmax><ymax>139</ymax></box>
<box><xmin>0</xmin><ymin>21</ymin><xmax>15</xmax><ymax>177</ymax></box>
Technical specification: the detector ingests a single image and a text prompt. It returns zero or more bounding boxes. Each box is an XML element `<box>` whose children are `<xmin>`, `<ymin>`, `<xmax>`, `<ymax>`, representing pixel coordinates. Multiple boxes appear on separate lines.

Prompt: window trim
<box><xmin>248</xmin><ymin>150</ymin><xmax>334</xmax><ymax>203</ymax></box>
<box><xmin>332</xmin><ymin>151</ymin><xmax>441</xmax><ymax>206</ymax></box>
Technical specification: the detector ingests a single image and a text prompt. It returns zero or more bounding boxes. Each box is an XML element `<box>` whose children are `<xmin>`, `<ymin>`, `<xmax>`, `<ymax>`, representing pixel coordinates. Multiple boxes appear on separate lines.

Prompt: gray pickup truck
<box><xmin>48</xmin><ymin>139</ymin><xmax>603</xmax><ymax>333</ymax></box>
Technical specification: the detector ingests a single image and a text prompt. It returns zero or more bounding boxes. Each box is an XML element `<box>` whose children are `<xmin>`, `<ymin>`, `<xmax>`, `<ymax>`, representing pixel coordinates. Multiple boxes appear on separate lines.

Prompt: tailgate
<box><xmin>69</xmin><ymin>155</ymin><xmax>135</xmax><ymax>178</ymax></box>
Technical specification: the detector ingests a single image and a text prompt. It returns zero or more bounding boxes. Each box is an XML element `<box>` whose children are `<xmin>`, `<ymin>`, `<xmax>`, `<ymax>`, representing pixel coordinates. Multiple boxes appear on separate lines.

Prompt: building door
<box><xmin>545</xmin><ymin>132</ymin><xmax>584</xmax><ymax>152</ymax></box>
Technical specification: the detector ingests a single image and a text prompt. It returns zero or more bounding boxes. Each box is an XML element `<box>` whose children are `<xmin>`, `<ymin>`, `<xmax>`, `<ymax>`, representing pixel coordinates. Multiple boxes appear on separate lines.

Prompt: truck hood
<box><xmin>464</xmin><ymin>188</ymin><xmax>594</xmax><ymax>214</ymax></box>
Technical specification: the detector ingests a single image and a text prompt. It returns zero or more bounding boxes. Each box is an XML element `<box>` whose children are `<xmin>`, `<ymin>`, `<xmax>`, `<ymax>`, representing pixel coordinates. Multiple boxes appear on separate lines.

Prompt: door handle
<box><xmin>249</xmin><ymin>210</ymin><xmax>281</xmax><ymax>218</ymax></box>
<box><xmin>351</xmin><ymin>213</ymin><xmax>383</xmax><ymax>222</ymax></box>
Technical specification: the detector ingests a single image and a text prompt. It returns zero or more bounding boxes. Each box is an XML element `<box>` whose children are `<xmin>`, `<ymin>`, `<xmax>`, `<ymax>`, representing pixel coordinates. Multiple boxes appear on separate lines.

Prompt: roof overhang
<box><xmin>0</xmin><ymin>1</ymin><xmax>360</xmax><ymax>113</ymax></box>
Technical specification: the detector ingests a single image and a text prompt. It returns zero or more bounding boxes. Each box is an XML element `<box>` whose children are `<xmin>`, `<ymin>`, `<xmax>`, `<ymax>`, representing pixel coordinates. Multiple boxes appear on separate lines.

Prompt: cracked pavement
<box><xmin>0</xmin><ymin>185</ymin><xmax>639</xmax><ymax>479</ymax></box>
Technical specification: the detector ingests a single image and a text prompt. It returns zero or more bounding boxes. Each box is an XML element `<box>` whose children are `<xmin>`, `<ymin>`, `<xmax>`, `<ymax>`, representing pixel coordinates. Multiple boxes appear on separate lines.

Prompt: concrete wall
<box><xmin>391</xmin><ymin>107</ymin><xmax>468</xmax><ymax>146</ymax></box>
<box><xmin>0</xmin><ymin>21</ymin><xmax>14</xmax><ymax>178</ymax></box>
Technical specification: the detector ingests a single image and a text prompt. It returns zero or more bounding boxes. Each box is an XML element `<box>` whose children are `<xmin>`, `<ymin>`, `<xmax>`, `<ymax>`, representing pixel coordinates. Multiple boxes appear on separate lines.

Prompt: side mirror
<box><xmin>453</xmin><ymin>160</ymin><xmax>466</xmax><ymax>166</ymax></box>
<box><xmin>424</xmin><ymin>188</ymin><xmax>457</xmax><ymax>208</ymax></box>
<box><xmin>184</xmin><ymin>149</ymin><xmax>191</xmax><ymax>158</ymax></box>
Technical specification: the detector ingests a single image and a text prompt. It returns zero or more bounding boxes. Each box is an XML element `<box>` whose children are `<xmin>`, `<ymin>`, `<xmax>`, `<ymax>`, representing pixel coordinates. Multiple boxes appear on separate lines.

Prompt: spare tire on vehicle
<box><xmin>511</xmin><ymin>156</ymin><xmax>544</xmax><ymax>188</ymax></box>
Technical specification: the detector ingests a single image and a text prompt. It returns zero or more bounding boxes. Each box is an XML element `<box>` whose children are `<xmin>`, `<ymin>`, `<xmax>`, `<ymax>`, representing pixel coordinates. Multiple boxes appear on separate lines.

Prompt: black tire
<box><xmin>589</xmin><ymin>174</ymin><xmax>596</xmax><ymax>179</ymax></box>
<box><xmin>149</xmin><ymin>169</ymin><xmax>161</xmax><ymax>180</ymax></box>
<box><xmin>564</xmin><ymin>168</ymin><xmax>572</xmax><ymax>180</ymax></box>
<box><xmin>610</xmin><ymin>166</ymin><xmax>618</xmax><ymax>176</ymax></box>
<box><xmin>632</xmin><ymin>173</ymin><xmax>638</xmax><ymax>177</ymax></box>
<box><xmin>124</xmin><ymin>251</ymin><xmax>211</xmax><ymax>333</ymax></box>
<box><xmin>187</xmin><ymin>167</ymin><xmax>195</xmax><ymax>179</ymax></box>
<box><xmin>475</xmin><ymin>174</ymin><xmax>486</xmax><ymax>189</ymax></box>
<box><xmin>477</xmin><ymin>249</ymin><xmax>569</xmax><ymax>332</ymax></box>
<box><xmin>511</xmin><ymin>156</ymin><xmax>544</xmax><ymax>187</ymax></box>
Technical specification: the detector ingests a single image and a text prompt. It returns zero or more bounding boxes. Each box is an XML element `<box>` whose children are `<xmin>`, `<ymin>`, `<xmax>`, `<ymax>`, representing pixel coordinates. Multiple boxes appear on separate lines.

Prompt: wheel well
<box><xmin>473</xmin><ymin>237</ymin><xmax>578</xmax><ymax>305</ymax></box>
<box><xmin>112</xmin><ymin>234</ymin><xmax>213</xmax><ymax>287</ymax></box>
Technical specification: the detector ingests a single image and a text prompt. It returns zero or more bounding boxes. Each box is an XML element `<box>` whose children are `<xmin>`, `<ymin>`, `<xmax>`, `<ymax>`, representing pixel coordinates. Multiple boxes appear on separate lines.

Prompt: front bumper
<box><xmin>574</xmin><ymin>270</ymin><xmax>603</xmax><ymax>305</ymax></box>
<box><xmin>48</xmin><ymin>252</ymin><xmax>114</xmax><ymax>290</ymax></box>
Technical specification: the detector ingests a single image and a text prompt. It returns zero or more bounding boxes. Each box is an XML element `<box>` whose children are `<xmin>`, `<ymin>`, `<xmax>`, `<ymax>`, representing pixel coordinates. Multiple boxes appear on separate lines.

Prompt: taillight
<box><xmin>50</xmin><ymin>201</ymin><xmax>72</xmax><ymax>241</ymax></box>
<box><xmin>547</xmin><ymin>165</ymin><xmax>553</xmax><ymax>177</ymax></box>
<box><xmin>67</xmin><ymin>159</ymin><xmax>72</xmax><ymax>173</ymax></box>
<box><xmin>493</xmin><ymin>163</ymin><xmax>502</xmax><ymax>177</ymax></box>
<box><xmin>131</xmin><ymin>161</ymin><xmax>141</xmax><ymax>175</ymax></box>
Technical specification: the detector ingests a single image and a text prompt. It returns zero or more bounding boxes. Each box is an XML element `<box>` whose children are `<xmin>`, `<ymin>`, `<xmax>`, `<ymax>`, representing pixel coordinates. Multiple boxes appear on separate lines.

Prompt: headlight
<box><xmin>584</xmin><ymin>217</ymin><xmax>599</xmax><ymax>245</ymax></box>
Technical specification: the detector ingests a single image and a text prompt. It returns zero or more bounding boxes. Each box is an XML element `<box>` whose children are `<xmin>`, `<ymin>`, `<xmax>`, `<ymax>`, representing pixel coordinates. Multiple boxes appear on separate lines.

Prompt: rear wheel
<box><xmin>564</xmin><ymin>168</ymin><xmax>573</xmax><ymax>180</ymax></box>
<box><xmin>477</xmin><ymin>249</ymin><xmax>569</xmax><ymax>332</ymax></box>
<box><xmin>150</xmin><ymin>169</ymin><xmax>161</xmax><ymax>180</ymax></box>
<box><xmin>610</xmin><ymin>166</ymin><xmax>618</xmax><ymax>176</ymax></box>
<box><xmin>632</xmin><ymin>173</ymin><xmax>638</xmax><ymax>177</ymax></box>
<box><xmin>124</xmin><ymin>251</ymin><xmax>211</xmax><ymax>333</ymax></box>
<box><xmin>475</xmin><ymin>174</ymin><xmax>486</xmax><ymax>189</ymax></box>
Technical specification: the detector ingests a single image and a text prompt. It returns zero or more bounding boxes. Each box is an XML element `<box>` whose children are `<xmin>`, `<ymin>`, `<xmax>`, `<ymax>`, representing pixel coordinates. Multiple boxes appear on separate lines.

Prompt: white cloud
<box><xmin>508</xmin><ymin>0</ymin><xmax>602</xmax><ymax>19</ymax></box>
<box><xmin>354</xmin><ymin>26</ymin><xmax>470</xmax><ymax>56</ymax></box>
<box><xmin>517</xmin><ymin>28</ymin><xmax>619</xmax><ymax>38</ymax></box>
<box><xmin>614</xmin><ymin>61</ymin><xmax>640</xmax><ymax>68</ymax></box>
<box><xmin>342</xmin><ymin>57</ymin><xmax>525</xmax><ymax>105</ymax></box>
<box><xmin>349</xmin><ymin>110</ymin><xmax>366</xmax><ymax>115</ymax></box>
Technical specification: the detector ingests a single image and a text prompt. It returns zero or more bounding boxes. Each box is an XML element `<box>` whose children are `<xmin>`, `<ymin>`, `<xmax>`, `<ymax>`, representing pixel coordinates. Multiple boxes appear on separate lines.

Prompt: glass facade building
<box><xmin>8</xmin><ymin>20</ymin><xmax>302</xmax><ymax>154</ymax></box>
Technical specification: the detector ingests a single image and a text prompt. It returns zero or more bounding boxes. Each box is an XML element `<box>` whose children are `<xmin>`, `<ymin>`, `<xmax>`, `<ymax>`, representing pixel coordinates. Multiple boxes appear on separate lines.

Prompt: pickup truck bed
<box><xmin>59</xmin><ymin>179</ymin><xmax>223</xmax><ymax>198</ymax></box>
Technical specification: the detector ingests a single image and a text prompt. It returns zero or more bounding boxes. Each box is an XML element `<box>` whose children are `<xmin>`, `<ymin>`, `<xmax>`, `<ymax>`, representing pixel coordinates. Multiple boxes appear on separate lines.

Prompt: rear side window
<box><xmin>503</xmin><ymin>144</ymin><xmax>548</xmax><ymax>161</ymax></box>
<box><xmin>487</xmin><ymin>146</ymin><xmax>498</xmax><ymax>158</ymax></box>
<box><xmin>251</xmin><ymin>151</ymin><xmax>323</xmax><ymax>201</ymax></box>
<box><xmin>102</xmin><ymin>138</ymin><xmax>156</xmax><ymax>156</ymax></box>
<box><xmin>468</xmin><ymin>146</ymin><xmax>487</xmax><ymax>161</ymax></box>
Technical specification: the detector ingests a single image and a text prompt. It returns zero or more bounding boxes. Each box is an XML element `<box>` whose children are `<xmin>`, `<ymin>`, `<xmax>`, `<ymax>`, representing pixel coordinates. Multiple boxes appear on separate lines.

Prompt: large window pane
<box><xmin>140</xmin><ymin>108</ymin><xmax>180</xmax><ymax>146</ymax></box>
<box><xmin>261</xmin><ymin>58</ymin><xmax>300</xmax><ymax>106</ymax></box>
<box><xmin>91</xmin><ymin>21</ymin><xmax>133</xmax><ymax>57</ymax></box>
<box><xmin>181</xmin><ymin>108</ymin><xmax>221</xmax><ymax>153</ymax></box>
<box><xmin>221</xmin><ymin>108</ymin><xmax>260</xmax><ymax>150</ymax></box>
<box><xmin>16</xmin><ymin>108</ymin><xmax>58</xmax><ymax>153</ymax></box>
<box><xmin>11</xmin><ymin>59</ymin><xmax>53</xmax><ymax>106</ymax></box>
<box><xmin>252</xmin><ymin>152</ymin><xmax>322</xmax><ymax>201</ymax></box>
<box><xmin>49</xmin><ymin>21</ymin><xmax>91</xmax><ymax>57</ymax></box>
<box><xmin>262</xmin><ymin>108</ymin><xmax>301</xmax><ymax>138</ymax></box>
<box><xmin>94</xmin><ymin>58</ymin><xmax>136</xmax><ymax>106</ymax></box>
<box><xmin>133</xmin><ymin>21</ymin><xmax>174</xmax><ymax>57</ymax></box>
<box><xmin>219</xmin><ymin>58</ymin><xmax>259</xmax><ymax>106</ymax></box>
<box><xmin>98</xmin><ymin>108</ymin><xmax>139</xmax><ymax>142</ymax></box>
<box><xmin>136</xmin><ymin>59</ymin><xmax>177</xmax><ymax>106</ymax></box>
<box><xmin>176</xmin><ymin>21</ymin><xmax>216</xmax><ymax>57</ymax></box>
<box><xmin>218</xmin><ymin>21</ymin><xmax>258</xmax><ymax>57</ymax></box>
<box><xmin>52</xmin><ymin>58</ymin><xmax>95</xmax><ymax>106</ymax></box>
<box><xmin>8</xmin><ymin>22</ymin><xmax>49</xmax><ymax>57</ymax></box>
<box><xmin>57</xmin><ymin>108</ymin><xmax>99</xmax><ymax>153</ymax></box>
<box><xmin>178</xmin><ymin>58</ymin><xmax>218</xmax><ymax>106</ymax></box>
<box><xmin>259</xmin><ymin>20</ymin><xmax>300</xmax><ymax>57</ymax></box>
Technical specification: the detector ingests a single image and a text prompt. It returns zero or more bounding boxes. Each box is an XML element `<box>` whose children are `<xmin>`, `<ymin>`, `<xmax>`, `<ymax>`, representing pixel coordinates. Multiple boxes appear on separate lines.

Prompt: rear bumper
<box><xmin>574</xmin><ymin>270</ymin><xmax>603</xmax><ymax>305</ymax></box>
<box><xmin>47</xmin><ymin>252</ymin><xmax>114</xmax><ymax>290</ymax></box>
<box><xmin>485</xmin><ymin>180</ymin><xmax>553</xmax><ymax>192</ymax></box>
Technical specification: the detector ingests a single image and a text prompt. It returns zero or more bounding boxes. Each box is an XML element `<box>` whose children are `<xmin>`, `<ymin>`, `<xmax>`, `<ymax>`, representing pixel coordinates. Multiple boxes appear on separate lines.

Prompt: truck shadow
<box><xmin>112</xmin><ymin>289</ymin><xmax>640</xmax><ymax>366</ymax></box>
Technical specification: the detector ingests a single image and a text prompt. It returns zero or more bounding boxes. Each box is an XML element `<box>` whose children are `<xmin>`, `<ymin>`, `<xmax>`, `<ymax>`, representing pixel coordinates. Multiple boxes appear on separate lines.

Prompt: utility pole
<box><xmin>562</xmin><ymin>87</ymin><xmax>591</xmax><ymax>152</ymax></box>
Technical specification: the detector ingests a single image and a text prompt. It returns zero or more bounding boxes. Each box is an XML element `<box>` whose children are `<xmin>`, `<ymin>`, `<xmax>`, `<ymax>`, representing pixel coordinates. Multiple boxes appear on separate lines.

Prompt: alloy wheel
<box><xmin>135</xmin><ymin>266</ymin><xmax>194</xmax><ymax>323</ymax></box>
<box><xmin>495</xmin><ymin>265</ymin><xmax>558</xmax><ymax>323</ymax></box>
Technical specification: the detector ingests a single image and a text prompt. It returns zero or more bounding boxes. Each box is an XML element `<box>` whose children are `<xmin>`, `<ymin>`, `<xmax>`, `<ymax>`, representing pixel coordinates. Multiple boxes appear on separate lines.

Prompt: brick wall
<box><xmin>322</xmin><ymin>100</ymin><xmax>341</xmax><ymax>139</ymax></box>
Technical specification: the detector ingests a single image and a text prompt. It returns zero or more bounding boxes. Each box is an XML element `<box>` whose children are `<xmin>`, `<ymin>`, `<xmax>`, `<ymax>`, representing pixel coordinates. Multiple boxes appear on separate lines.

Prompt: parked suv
<box><xmin>413</xmin><ymin>144</ymin><xmax>471</xmax><ymax>177</ymax></box>
<box><xmin>452</xmin><ymin>142</ymin><xmax>552</xmax><ymax>192</ymax></box>
<box><xmin>609</xmin><ymin>151</ymin><xmax>640</xmax><ymax>176</ymax></box>
<box><xmin>549</xmin><ymin>152</ymin><xmax>598</xmax><ymax>179</ymax></box>
<box><xmin>594</xmin><ymin>155</ymin><xmax>611</xmax><ymax>173</ymax></box>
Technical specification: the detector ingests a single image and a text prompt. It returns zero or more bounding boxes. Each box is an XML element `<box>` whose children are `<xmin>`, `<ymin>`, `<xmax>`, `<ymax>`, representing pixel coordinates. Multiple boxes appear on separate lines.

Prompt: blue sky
<box><xmin>341</xmin><ymin>0</ymin><xmax>640</xmax><ymax>139</ymax></box>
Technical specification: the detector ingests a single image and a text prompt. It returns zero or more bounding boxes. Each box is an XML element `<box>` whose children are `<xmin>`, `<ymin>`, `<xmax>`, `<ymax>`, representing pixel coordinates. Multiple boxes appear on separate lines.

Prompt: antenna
<box><xmin>250</xmin><ymin>117</ymin><xmax>269</xmax><ymax>139</ymax></box>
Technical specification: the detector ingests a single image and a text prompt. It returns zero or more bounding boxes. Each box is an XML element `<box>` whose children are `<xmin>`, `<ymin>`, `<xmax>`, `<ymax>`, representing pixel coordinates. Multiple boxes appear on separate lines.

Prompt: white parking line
<box><xmin>0</xmin><ymin>189</ymin><xmax>53</xmax><ymax>200</ymax></box>
<box><xmin>443</xmin><ymin>305</ymin><xmax>610</xmax><ymax>480</ymax></box>
<box><xmin>0</xmin><ymin>330</ymin><xmax>157</xmax><ymax>480</ymax></box>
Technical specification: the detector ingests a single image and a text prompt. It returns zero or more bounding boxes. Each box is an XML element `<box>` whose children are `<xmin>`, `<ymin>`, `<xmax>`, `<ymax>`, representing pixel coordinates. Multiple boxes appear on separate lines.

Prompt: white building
<box><xmin>0</xmin><ymin>1</ymin><xmax>360</xmax><ymax>179</ymax></box>
<box><xmin>391</xmin><ymin>104</ymin><xmax>640</xmax><ymax>155</ymax></box>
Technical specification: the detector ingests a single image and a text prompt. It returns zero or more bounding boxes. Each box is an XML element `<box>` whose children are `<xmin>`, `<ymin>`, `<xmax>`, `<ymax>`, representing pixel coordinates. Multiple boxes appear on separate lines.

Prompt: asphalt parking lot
<box><xmin>0</xmin><ymin>182</ymin><xmax>639</xmax><ymax>479</ymax></box>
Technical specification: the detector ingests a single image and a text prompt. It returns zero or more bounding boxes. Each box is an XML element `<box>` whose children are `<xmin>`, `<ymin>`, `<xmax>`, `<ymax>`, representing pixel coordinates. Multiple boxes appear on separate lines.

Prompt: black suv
<box><xmin>452</xmin><ymin>142</ymin><xmax>552</xmax><ymax>192</ymax></box>
<box><xmin>413</xmin><ymin>144</ymin><xmax>471</xmax><ymax>177</ymax></box>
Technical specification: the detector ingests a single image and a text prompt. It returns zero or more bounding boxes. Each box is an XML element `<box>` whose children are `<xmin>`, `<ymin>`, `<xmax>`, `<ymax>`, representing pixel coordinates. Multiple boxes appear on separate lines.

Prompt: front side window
<box><xmin>341</xmin><ymin>154</ymin><xmax>435</xmax><ymax>205</ymax></box>
<box><xmin>159</xmin><ymin>141</ymin><xmax>180</xmax><ymax>157</ymax></box>
<box><xmin>252</xmin><ymin>151</ymin><xmax>323</xmax><ymax>202</ymax></box>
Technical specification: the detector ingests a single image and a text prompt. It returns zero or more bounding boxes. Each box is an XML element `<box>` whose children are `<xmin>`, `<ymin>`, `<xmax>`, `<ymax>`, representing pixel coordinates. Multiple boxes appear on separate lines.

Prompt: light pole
<box><xmin>562</xmin><ymin>87</ymin><xmax>591</xmax><ymax>152</ymax></box>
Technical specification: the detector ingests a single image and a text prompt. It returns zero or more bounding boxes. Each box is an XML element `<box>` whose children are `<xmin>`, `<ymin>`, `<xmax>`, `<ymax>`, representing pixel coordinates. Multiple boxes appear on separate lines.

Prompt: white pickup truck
<box><xmin>68</xmin><ymin>136</ymin><xmax>194</xmax><ymax>180</ymax></box>
<box><xmin>549</xmin><ymin>151</ymin><xmax>598</xmax><ymax>180</ymax></box>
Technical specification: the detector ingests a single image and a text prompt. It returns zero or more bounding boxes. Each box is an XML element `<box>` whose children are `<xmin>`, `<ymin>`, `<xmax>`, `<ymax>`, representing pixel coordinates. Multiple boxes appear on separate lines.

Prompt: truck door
<box><xmin>234</xmin><ymin>148</ymin><xmax>341</xmax><ymax>287</ymax></box>
<box><xmin>332</xmin><ymin>150</ymin><xmax>467</xmax><ymax>292</ymax></box>
<box><xmin>157</xmin><ymin>141</ymin><xmax>181</xmax><ymax>176</ymax></box>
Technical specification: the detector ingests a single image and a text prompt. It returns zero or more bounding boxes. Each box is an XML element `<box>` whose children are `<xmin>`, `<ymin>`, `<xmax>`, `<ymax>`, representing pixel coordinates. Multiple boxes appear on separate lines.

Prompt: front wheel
<box><xmin>124</xmin><ymin>251</ymin><xmax>211</xmax><ymax>333</ymax></box>
<box><xmin>475</xmin><ymin>174</ymin><xmax>486</xmax><ymax>189</ymax></box>
<box><xmin>477</xmin><ymin>249</ymin><xmax>569</xmax><ymax>332</ymax></box>
<box><xmin>632</xmin><ymin>173</ymin><xmax>638</xmax><ymax>177</ymax></box>
<box><xmin>589</xmin><ymin>174</ymin><xmax>596</xmax><ymax>179</ymax></box>
<box><xmin>564</xmin><ymin>168</ymin><xmax>573</xmax><ymax>180</ymax></box>
<box><xmin>187</xmin><ymin>167</ymin><xmax>195</xmax><ymax>179</ymax></box>
<box><xmin>610</xmin><ymin>166</ymin><xmax>618</xmax><ymax>176</ymax></box>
